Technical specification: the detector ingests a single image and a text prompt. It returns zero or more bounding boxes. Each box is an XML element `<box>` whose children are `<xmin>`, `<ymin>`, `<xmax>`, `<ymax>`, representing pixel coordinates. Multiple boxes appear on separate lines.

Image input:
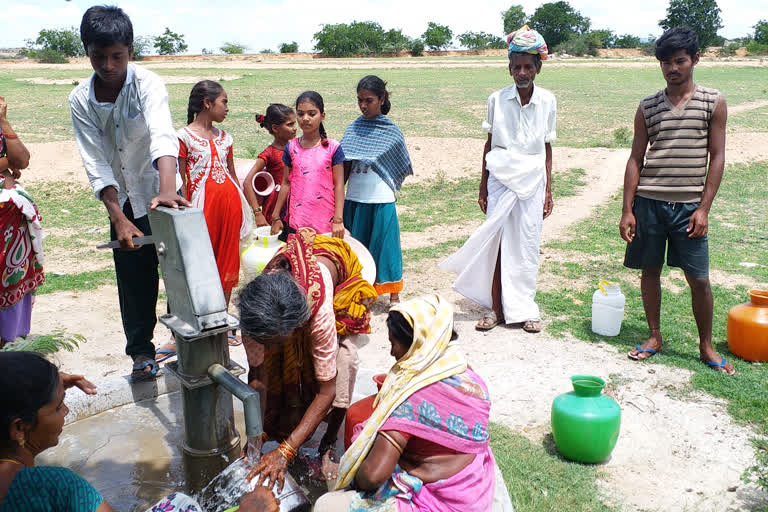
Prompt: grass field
<box><xmin>1</xmin><ymin>62</ymin><xmax>767</xmax><ymax>149</ymax></box>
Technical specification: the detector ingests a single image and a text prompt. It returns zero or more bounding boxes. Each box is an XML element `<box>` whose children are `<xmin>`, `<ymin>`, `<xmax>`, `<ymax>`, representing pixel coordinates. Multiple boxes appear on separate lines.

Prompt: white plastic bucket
<box><xmin>591</xmin><ymin>280</ymin><xmax>625</xmax><ymax>337</ymax></box>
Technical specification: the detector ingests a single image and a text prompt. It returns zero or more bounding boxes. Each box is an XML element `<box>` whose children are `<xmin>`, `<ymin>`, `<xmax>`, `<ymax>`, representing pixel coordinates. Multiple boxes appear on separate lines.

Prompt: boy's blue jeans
<box><xmin>110</xmin><ymin>201</ymin><xmax>158</xmax><ymax>361</ymax></box>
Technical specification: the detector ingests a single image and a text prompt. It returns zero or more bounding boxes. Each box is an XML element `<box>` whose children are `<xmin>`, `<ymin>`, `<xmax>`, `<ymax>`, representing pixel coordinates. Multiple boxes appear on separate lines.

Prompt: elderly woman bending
<box><xmin>315</xmin><ymin>294</ymin><xmax>497</xmax><ymax>511</ymax></box>
<box><xmin>239</xmin><ymin>228</ymin><xmax>376</xmax><ymax>489</ymax></box>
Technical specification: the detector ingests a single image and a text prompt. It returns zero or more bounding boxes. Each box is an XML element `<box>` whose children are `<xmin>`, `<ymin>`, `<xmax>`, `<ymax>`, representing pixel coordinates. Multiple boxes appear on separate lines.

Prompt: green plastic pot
<box><xmin>551</xmin><ymin>375</ymin><xmax>621</xmax><ymax>463</ymax></box>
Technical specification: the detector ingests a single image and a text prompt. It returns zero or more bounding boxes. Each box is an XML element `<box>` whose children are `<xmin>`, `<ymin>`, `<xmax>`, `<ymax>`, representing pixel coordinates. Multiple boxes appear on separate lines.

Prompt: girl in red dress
<box><xmin>178</xmin><ymin>80</ymin><xmax>252</xmax><ymax>304</ymax></box>
<box><xmin>243</xmin><ymin>104</ymin><xmax>296</xmax><ymax>227</ymax></box>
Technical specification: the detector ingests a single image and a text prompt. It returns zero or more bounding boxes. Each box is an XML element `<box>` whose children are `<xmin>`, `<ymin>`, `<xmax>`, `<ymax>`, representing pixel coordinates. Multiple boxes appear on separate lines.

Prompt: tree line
<box><xmin>18</xmin><ymin>0</ymin><xmax>768</xmax><ymax>62</ymax></box>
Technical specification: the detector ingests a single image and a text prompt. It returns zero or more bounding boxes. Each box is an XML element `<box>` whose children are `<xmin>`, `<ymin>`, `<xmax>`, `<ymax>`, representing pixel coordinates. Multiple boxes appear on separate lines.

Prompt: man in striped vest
<box><xmin>619</xmin><ymin>27</ymin><xmax>732</xmax><ymax>374</ymax></box>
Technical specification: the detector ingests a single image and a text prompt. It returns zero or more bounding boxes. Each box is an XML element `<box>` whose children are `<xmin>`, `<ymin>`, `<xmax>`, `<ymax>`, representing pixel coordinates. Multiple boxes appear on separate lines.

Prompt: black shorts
<box><xmin>623</xmin><ymin>196</ymin><xmax>709</xmax><ymax>278</ymax></box>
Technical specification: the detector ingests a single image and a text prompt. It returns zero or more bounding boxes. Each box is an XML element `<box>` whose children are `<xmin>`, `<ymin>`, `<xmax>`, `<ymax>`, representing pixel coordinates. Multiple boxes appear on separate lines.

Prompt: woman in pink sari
<box><xmin>315</xmin><ymin>294</ymin><xmax>496</xmax><ymax>512</ymax></box>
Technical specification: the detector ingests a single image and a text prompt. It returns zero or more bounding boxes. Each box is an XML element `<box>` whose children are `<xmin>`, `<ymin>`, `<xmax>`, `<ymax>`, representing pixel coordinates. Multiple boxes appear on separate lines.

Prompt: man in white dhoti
<box><xmin>441</xmin><ymin>25</ymin><xmax>556</xmax><ymax>333</ymax></box>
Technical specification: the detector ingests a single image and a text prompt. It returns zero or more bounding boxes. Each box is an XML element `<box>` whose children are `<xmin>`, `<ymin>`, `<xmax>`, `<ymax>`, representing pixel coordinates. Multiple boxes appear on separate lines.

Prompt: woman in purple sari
<box><xmin>315</xmin><ymin>294</ymin><xmax>497</xmax><ymax>512</ymax></box>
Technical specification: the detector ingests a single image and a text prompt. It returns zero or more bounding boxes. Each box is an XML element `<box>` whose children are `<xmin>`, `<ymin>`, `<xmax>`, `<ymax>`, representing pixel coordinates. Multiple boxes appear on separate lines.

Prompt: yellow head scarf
<box><xmin>334</xmin><ymin>294</ymin><xmax>467</xmax><ymax>489</ymax></box>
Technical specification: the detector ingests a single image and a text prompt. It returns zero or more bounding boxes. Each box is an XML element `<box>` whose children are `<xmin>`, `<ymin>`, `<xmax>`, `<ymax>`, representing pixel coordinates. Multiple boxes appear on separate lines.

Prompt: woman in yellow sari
<box><xmin>238</xmin><ymin>227</ymin><xmax>376</xmax><ymax>491</ymax></box>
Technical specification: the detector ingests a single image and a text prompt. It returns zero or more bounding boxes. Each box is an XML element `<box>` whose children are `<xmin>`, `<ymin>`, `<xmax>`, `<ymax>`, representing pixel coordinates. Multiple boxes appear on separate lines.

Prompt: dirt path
<box><xmin>23</xmin><ymin>133</ymin><xmax>768</xmax><ymax>511</ymax></box>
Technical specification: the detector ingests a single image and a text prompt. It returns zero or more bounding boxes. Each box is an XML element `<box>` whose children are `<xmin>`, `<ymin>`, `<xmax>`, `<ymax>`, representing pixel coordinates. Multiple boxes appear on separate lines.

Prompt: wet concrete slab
<box><xmin>39</xmin><ymin>368</ymin><xmax>379</xmax><ymax>511</ymax></box>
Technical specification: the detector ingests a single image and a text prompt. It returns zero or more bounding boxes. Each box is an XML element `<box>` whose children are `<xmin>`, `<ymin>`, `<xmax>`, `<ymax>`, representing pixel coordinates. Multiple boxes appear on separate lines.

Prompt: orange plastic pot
<box><xmin>344</xmin><ymin>373</ymin><xmax>386</xmax><ymax>449</ymax></box>
<box><xmin>727</xmin><ymin>289</ymin><xmax>768</xmax><ymax>362</ymax></box>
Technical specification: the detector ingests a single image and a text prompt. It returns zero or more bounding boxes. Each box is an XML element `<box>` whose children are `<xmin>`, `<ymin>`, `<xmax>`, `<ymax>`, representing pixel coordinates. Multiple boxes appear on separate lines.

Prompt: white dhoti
<box><xmin>441</xmin><ymin>172</ymin><xmax>544</xmax><ymax>323</ymax></box>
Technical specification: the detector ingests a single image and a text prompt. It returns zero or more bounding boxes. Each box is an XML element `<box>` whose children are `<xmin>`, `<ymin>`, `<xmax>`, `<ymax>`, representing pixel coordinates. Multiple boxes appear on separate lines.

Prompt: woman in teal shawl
<box><xmin>342</xmin><ymin>75</ymin><xmax>413</xmax><ymax>305</ymax></box>
<box><xmin>0</xmin><ymin>352</ymin><xmax>278</xmax><ymax>512</ymax></box>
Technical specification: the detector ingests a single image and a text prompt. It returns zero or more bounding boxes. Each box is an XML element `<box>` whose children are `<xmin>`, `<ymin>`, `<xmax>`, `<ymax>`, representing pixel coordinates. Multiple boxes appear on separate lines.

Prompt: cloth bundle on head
<box><xmin>506</xmin><ymin>24</ymin><xmax>548</xmax><ymax>60</ymax></box>
<box><xmin>334</xmin><ymin>294</ymin><xmax>468</xmax><ymax>489</ymax></box>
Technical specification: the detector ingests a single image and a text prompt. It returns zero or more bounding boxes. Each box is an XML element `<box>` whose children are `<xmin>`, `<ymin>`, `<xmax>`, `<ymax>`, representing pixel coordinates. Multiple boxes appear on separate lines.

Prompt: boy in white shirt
<box><xmin>70</xmin><ymin>5</ymin><xmax>189</xmax><ymax>381</ymax></box>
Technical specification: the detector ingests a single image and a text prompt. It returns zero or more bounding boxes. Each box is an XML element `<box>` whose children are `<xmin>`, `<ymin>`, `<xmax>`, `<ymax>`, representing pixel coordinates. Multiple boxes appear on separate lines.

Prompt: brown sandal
<box><xmin>475</xmin><ymin>312</ymin><xmax>500</xmax><ymax>331</ymax></box>
<box><xmin>522</xmin><ymin>320</ymin><xmax>541</xmax><ymax>333</ymax></box>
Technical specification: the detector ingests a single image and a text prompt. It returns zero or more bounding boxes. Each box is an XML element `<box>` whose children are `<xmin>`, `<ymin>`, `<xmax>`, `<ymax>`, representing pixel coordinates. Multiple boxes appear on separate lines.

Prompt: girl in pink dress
<box><xmin>269</xmin><ymin>91</ymin><xmax>346</xmax><ymax>238</ymax></box>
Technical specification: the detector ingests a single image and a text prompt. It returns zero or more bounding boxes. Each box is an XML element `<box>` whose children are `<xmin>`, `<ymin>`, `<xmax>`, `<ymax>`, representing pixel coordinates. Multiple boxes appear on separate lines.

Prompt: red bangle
<box><xmin>2</xmin><ymin>132</ymin><xmax>18</xmax><ymax>139</ymax></box>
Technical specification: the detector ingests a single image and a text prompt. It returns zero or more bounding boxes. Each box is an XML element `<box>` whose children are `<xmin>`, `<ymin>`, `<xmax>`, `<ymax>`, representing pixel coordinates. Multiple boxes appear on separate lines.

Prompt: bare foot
<box><xmin>389</xmin><ymin>293</ymin><xmax>400</xmax><ymax>305</ymax></box>
<box><xmin>628</xmin><ymin>334</ymin><xmax>663</xmax><ymax>361</ymax></box>
<box><xmin>321</xmin><ymin>448</ymin><xmax>339</xmax><ymax>482</ymax></box>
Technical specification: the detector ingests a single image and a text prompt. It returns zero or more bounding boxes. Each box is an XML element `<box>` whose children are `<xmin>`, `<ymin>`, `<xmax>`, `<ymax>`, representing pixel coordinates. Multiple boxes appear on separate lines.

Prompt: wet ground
<box><xmin>39</xmin><ymin>369</ymin><xmax>379</xmax><ymax>511</ymax></box>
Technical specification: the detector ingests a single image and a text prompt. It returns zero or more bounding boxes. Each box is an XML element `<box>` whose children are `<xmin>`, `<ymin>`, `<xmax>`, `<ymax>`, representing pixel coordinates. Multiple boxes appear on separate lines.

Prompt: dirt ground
<box><xmin>21</xmin><ymin>130</ymin><xmax>768</xmax><ymax>511</ymax></box>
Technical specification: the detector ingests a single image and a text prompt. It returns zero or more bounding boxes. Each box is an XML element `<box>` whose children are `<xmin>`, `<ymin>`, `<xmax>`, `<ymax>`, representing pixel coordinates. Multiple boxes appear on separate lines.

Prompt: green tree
<box><xmin>383</xmin><ymin>29</ymin><xmax>411</xmax><ymax>53</ymax></box>
<box><xmin>422</xmin><ymin>22</ymin><xmax>453</xmax><ymax>50</ymax></box>
<box><xmin>220</xmin><ymin>42</ymin><xmax>247</xmax><ymax>54</ymax></box>
<box><xmin>458</xmin><ymin>31</ymin><xmax>507</xmax><ymax>50</ymax></box>
<box><xmin>313</xmin><ymin>21</ymin><xmax>387</xmax><ymax>57</ymax></box>
<box><xmin>659</xmin><ymin>0</ymin><xmax>723</xmax><ymax>49</ymax></box>
<box><xmin>409</xmin><ymin>38</ymin><xmax>425</xmax><ymax>56</ymax></box>
<box><xmin>132</xmin><ymin>36</ymin><xmax>153</xmax><ymax>60</ymax></box>
<box><xmin>590</xmin><ymin>29</ymin><xmax>615</xmax><ymax>48</ymax></box>
<box><xmin>529</xmin><ymin>1</ymin><xmax>590</xmax><ymax>49</ymax></box>
<box><xmin>614</xmin><ymin>34</ymin><xmax>642</xmax><ymax>48</ymax></box>
<box><xmin>25</xmin><ymin>26</ymin><xmax>84</xmax><ymax>57</ymax></box>
<box><xmin>153</xmin><ymin>27</ymin><xmax>188</xmax><ymax>55</ymax></box>
<box><xmin>502</xmin><ymin>5</ymin><xmax>528</xmax><ymax>34</ymax></box>
<box><xmin>753</xmin><ymin>20</ymin><xmax>768</xmax><ymax>44</ymax></box>
<box><xmin>279</xmin><ymin>41</ymin><xmax>299</xmax><ymax>53</ymax></box>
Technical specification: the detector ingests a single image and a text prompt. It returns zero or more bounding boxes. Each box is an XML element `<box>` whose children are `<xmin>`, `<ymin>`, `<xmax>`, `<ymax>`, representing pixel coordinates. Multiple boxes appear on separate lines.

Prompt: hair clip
<box><xmin>255</xmin><ymin>114</ymin><xmax>266</xmax><ymax>123</ymax></box>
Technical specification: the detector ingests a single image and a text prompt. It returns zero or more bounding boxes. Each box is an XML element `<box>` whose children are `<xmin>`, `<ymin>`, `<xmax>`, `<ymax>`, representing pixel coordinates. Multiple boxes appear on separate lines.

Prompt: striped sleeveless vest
<box><xmin>637</xmin><ymin>85</ymin><xmax>720</xmax><ymax>203</ymax></box>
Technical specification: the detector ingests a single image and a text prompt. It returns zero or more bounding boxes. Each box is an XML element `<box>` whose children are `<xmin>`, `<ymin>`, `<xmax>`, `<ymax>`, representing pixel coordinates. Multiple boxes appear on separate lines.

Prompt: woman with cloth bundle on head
<box><xmin>341</xmin><ymin>75</ymin><xmax>413</xmax><ymax>305</ymax></box>
<box><xmin>314</xmin><ymin>294</ymin><xmax>498</xmax><ymax>512</ymax></box>
<box><xmin>239</xmin><ymin>227</ymin><xmax>377</xmax><ymax>490</ymax></box>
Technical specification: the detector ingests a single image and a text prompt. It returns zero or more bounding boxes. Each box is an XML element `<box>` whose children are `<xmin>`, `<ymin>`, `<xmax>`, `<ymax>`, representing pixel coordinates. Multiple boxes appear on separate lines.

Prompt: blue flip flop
<box><xmin>130</xmin><ymin>358</ymin><xmax>158</xmax><ymax>383</ymax></box>
<box><xmin>155</xmin><ymin>349</ymin><xmax>176</xmax><ymax>363</ymax></box>
<box><xmin>705</xmin><ymin>357</ymin><xmax>736</xmax><ymax>375</ymax></box>
<box><xmin>627</xmin><ymin>344</ymin><xmax>658</xmax><ymax>361</ymax></box>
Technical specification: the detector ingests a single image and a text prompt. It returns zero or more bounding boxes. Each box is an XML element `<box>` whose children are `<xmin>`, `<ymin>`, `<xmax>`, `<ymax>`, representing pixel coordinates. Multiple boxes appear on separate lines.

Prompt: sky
<box><xmin>1</xmin><ymin>0</ymin><xmax>765</xmax><ymax>54</ymax></box>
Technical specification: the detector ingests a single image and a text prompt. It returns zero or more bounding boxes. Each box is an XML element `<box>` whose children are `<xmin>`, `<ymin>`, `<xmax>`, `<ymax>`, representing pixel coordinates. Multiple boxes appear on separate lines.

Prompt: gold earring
<box><xmin>17</xmin><ymin>438</ymin><xmax>24</xmax><ymax>448</ymax></box>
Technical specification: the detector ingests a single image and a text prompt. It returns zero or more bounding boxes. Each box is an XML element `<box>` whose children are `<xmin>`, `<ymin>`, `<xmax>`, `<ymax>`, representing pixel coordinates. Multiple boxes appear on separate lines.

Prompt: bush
<box><xmin>220</xmin><ymin>42</ymin><xmax>246</xmax><ymax>54</ymax></box>
<box><xmin>614</xmin><ymin>34</ymin><xmax>641</xmax><ymax>48</ymax></box>
<box><xmin>132</xmin><ymin>36</ymin><xmax>153</xmax><ymax>60</ymax></box>
<box><xmin>458</xmin><ymin>31</ymin><xmax>507</xmax><ymax>50</ymax></box>
<box><xmin>613</xmin><ymin>127</ymin><xmax>632</xmax><ymax>147</ymax></box>
<box><xmin>383</xmin><ymin>29</ymin><xmax>411</xmax><ymax>53</ymax></box>
<box><xmin>27</xmin><ymin>48</ymin><xmax>69</xmax><ymax>64</ymax></box>
<box><xmin>745</xmin><ymin>41</ymin><xmax>768</xmax><ymax>55</ymax></box>
<box><xmin>201</xmin><ymin>48</ymin><xmax>214</xmax><ymax>55</ymax></box>
<box><xmin>24</xmin><ymin>27</ymin><xmax>84</xmax><ymax>58</ymax></box>
<box><xmin>279</xmin><ymin>41</ymin><xmax>299</xmax><ymax>53</ymax></box>
<box><xmin>153</xmin><ymin>27</ymin><xmax>188</xmax><ymax>55</ymax></box>
<box><xmin>409</xmin><ymin>38</ymin><xmax>425</xmax><ymax>56</ymax></box>
<box><xmin>554</xmin><ymin>32</ymin><xmax>601</xmax><ymax>56</ymax></box>
<box><xmin>260</xmin><ymin>49</ymin><xmax>275</xmax><ymax>54</ymax></box>
<box><xmin>718</xmin><ymin>42</ymin><xmax>741</xmax><ymax>57</ymax></box>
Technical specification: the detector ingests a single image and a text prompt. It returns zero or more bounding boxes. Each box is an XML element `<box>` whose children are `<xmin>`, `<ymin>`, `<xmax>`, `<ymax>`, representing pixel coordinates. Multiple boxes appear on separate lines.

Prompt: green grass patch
<box><xmin>539</xmin><ymin>160</ymin><xmax>768</xmax><ymax>436</ymax></box>
<box><xmin>552</xmin><ymin>168</ymin><xmax>587</xmax><ymax>198</ymax></box>
<box><xmin>402</xmin><ymin>238</ymin><xmax>468</xmax><ymax>264</ymax></box>
<box><xmin>398</xmin><ymin>176</ymin><xmax>483</xmax><ymax>232</ymax></box>
<box><xmin>490</xmin><ymin>423</ymin><xmax>615</xmax><ymax>511</ymax></box>
<box><xmin>37</xmin><ymin>269</ymin><xmax>115</xmax><ymax>295</ymax></box>
<box><xmin>2</xmin><ymin>62</ymin><xmax>766</xmax><ymax>147</ymax></box>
